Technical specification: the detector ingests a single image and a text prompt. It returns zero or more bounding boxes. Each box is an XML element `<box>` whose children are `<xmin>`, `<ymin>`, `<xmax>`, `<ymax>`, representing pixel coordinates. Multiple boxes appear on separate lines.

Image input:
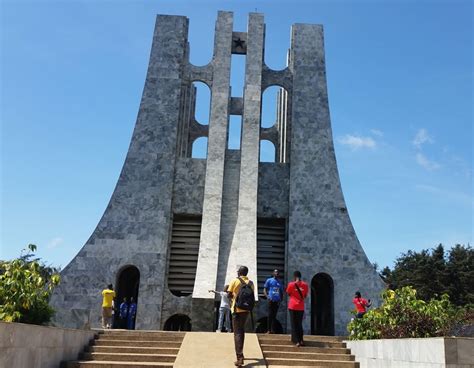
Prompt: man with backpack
<box><xmin>227</xmin><ymin>265</ymin><xmax>255</xmax><ymax>367</ymax></box>
<box><xmin>263</xmin><ymin>269</ymin><xmax>283</xmax><ymax>334</ymax></box>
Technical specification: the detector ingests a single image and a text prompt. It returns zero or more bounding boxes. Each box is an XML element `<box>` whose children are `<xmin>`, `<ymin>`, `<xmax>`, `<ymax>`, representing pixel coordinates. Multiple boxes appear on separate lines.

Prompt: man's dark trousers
<box><xmin>289</xmin><ymin>309</ymin><xmax>304</xmax><ymax>344</ymax></box>
<box><xmin>232</xmin><ymin>312</ymin><xmax>249</xmax><ymax>360</ymax></box>
<box><xmin>267</xmin><ymin>300</ymin><xmax>280</xmax><ymax>333</ymax></box>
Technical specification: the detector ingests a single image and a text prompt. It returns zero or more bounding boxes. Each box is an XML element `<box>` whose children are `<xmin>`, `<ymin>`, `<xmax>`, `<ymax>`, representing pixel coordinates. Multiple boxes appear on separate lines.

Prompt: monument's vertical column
<box><xmin>192</xmin><ymin>12</ymin><xmax>233</xmax><ymax>328</ymax></box>
<box><xmin>226</xmin><ymin>13</ymin><xmax>264</xmax><ymax>288</ymax></box>
<box><xmin>288</xmin><ymin>24</ymin><xmax>384</xmax><ymax>335</ymax></box>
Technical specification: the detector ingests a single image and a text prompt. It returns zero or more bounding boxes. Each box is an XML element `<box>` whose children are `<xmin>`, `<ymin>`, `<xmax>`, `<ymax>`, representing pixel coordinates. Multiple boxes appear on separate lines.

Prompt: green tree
<box><xmin>381</xmin><ymin>244</ymin><xmax>473</xmax><ymax>306</ymax></box>
<box><xmin>0</xmin><ymin>244</ymin><xmax>60</xmax><ymax>324</ymax></box>
<box><xmin>348</xmin><ymin>286</ymin><xmax>466</xmax><ymax>340</ymax></box>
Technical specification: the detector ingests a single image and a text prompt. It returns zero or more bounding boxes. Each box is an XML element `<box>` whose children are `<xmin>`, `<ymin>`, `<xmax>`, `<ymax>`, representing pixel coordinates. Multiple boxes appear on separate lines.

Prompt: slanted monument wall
<box><xmin>0</xmin><ymin>322</ymin><xmax>95</xmax><ymax>368</ymax></box>
<box><xmin>50</xmin><ymin>11</ymin><xmax>384</xmax><ymax>335</ymax></box>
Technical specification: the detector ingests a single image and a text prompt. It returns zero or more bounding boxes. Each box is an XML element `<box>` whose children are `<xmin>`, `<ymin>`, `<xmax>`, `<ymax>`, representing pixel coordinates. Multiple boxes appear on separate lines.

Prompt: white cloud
<box><xmin>47</xmin><ymin>237</ymin><xmax>64</xmax><ymax>249</ymax></box>
<box><xmin>370</xmin><ymin>129</ymin><xmax>384</xmax><ymax>137</ymax></box>
<box><xmin>412</xmin><ymin>128</ymin><xmax>434</xmax><ymax>148</ymax></box>
<box><xmin>415</xmin><ymin>152</ymin><xmax>440</xmax><ymax>171</ymax></box>
<box><xmin>338</xmin><ymin>134</ymin><xmax>376</xmax><ymax>150</ymax></box>
<box><xmin>415</xmin><ymin>184</ymin><xmax>473</xmax><ymax>207</ymax></box>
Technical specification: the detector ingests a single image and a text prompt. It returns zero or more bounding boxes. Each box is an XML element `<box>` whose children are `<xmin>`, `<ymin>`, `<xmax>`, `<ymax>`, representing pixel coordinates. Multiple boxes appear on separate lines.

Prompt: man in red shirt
<box><xmin>286</xmin><ymin>271</ymin><xmax>309</xmax><ymax>346</ymax></box>
<box><xmin>352</xmin><ymin>291</ymin><xmax>371</xmax><ymax>318</ymax></box>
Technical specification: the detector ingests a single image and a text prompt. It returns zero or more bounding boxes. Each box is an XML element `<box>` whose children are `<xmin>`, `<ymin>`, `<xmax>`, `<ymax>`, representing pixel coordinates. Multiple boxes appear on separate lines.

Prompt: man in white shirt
<box><xmin>209</xmin><ymin>285</ymin><xmax>231</xmax><ymax>332</ymax></box>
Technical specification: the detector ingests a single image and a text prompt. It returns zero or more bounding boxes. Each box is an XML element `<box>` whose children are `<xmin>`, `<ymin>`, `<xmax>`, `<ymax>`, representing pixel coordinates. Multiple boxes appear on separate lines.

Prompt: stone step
<box><xmin>260</xmin><ymin>344</ymin><xmax>350</xmax><ymax>355</ymax></box>
<box><xmin>65</xmin><ymin>361</ymin><xmax>173</xmax><ymax>368</ymax></box>
<box><xmin>258</xmin><ymin>334</ymin><xmax>345</xmax><ymax>342</ymax></box>
<box><xmin>92</xmin><ymin>340</ymin><xmax>181</xmax><ymax>348</ymax></box>
<box><xmin>266</xmin><ymin>358</ymin><xmax>359</xmax><ymax>367</ymax></box>
<box><xmin>86</xmin><ymin>346</ymin><xmax>179</xmax><ymax>355</ymax></box>
<box><xmin>264</xmin><ymin>351</ymin><xmax>355</xmax><ymax>361</ymax></box>
<box><xmin>259</xmin><ymin>338</ymin><xmax>346</xmax><ymax>348</ymax></box>
<box><xmin>96</xmin><ymin>330</ymin><xmax>185</xmax><ymax>338</ymax></box>
<box><xmin>96</xmin><ymin>334</ymin><xmax>183</xmax><ymax>342</ymax></box>
<box><xmin>79</xmin><ymin>352</ymin><xmax>176</xmax><ymax>363</ymax></box>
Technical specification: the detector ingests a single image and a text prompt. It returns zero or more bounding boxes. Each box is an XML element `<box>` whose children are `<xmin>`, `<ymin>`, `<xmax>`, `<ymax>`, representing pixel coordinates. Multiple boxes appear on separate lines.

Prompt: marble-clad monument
<box><xmin>50</xmin><ymin>11</ymin><xmax>384</xmax><ymax>335</ymax></box>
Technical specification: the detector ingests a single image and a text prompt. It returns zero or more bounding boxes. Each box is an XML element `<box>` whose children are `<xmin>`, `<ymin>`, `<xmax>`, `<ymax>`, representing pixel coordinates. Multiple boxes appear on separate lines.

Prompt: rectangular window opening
<box><xmin>228</xmin><ymin>115</ymin><xmax>242</xmax><ymax>150</ymax></box>
<box><xmin>257</xmin><ymin>218</ymin><xmax>286</xmax><ymax>298</ymax></box>
<box><xmin>230</xmin><ymin>54</ymin><xmax>246</xmax><ymax>97</ymax></box>
<box><xmin>167</xmin><ymin>214</ymin><xmax>202</xmax><ymax>297</ymax></box>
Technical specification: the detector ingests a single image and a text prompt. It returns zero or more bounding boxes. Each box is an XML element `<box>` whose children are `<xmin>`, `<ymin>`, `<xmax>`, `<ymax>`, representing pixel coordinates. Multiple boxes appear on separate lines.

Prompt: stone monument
<box><xmin>50</xmin><ymin>11</ymin><xmax>384</xmax><ymax>335</ymax></box>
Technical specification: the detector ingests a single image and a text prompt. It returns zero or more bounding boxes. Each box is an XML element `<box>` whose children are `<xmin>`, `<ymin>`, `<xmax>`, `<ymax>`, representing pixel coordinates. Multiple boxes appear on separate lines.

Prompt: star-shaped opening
<box><xmin>233</xmin><ymin>38</ymin><xmax>245</xmax><ymax>49</ymax></box>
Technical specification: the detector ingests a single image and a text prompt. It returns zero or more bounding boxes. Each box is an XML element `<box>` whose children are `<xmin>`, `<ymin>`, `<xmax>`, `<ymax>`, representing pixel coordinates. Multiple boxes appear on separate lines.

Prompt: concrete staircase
<box><xmin>63</xmin><ymin>330</ymin><xmax>185</xmax><ymax>368</ymax></box>
<box><xmin>258</xmin><ymin>334</ymin><xmax>359</xmax><ymax>368</ymax></box>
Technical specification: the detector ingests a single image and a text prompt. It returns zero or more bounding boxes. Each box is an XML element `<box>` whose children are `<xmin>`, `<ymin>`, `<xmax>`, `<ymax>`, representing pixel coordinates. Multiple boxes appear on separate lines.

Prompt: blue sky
<box><xmin>1</xmin><ymin>0</ymin><xmax>472</xmax><ymax>271</ymax></box>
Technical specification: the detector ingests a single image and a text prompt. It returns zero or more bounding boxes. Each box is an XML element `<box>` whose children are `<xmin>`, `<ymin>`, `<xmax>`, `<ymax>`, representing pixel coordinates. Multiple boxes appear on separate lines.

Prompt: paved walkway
<box><xmin>174</xmin><ymin>332</ymin><xmax>266</xmax><ymax>368</ymax></box>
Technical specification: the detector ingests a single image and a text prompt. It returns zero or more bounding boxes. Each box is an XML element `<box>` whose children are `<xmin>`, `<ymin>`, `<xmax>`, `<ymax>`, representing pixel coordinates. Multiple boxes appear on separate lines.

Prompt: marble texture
<box><xmin>346</xmin><ymin>338</ymin><xmax>474</xmax><ymax>368</ymax></box>
<box><xmin>0</xmin><ymin>322</ymin><xmax>95</xmax><ymax>368</ymax></box>
<box><xmin>51</xmin><ymin>11</ymin><xmax>385</xmax><ymax>334</ymax></box>
<box><xmin>287</xmin><ymin>23</ymin><xmax>385</xmax><ymax>335</ymax></box>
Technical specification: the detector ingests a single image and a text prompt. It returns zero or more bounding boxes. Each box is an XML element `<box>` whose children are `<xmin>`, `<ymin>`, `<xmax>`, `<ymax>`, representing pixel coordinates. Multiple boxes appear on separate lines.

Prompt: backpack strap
<box><xmin>294</xmin><ymin>282</ymin><xmax>304</xmax><ymax>300</ymax></box>
<box><xmin>238</xmin><ymin>277</ymin><xmax>252</xmax><ymax>287</ymax></box>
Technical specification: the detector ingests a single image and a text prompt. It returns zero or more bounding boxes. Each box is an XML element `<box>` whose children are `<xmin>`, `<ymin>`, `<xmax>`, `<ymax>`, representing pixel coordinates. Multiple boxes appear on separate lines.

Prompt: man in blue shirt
<box><xmin>263</xmin><ymin>269</ymin><xmax>283</xmax><ymax>334</ymax></box>
<box><xmin>119</xmin><ymin>297</ymin><xmax>129</xmax><ymax>329</ymax></box>
<box><xmin>127</xmin><ymin>297</ymin><xmax>137</xmax><ymax>330</ymax></box>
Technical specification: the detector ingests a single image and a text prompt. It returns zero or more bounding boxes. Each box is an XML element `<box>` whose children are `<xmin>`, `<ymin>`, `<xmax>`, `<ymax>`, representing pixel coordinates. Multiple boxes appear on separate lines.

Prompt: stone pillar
<box><xmin>287</xmin><ymin>24</ymin><xmax>384</xmax><ymax>336</ymax></box>
<box><xmin>226</xmin><ymin>13</ymin><xmax>264</xmax><ymax>290</ymax></box>
<box><xmin>192</xmin><ymin>12</ymin><xmax>233</xmax><ymax>329</ymax></box>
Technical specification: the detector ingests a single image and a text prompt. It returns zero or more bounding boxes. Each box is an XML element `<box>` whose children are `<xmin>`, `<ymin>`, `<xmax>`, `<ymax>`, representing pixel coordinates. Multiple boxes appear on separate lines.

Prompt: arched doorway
<box><xmin>115</xmin><ymin>265</ymin><xmax>140</xmax><ymax>329</ymax></box>
<box><xmin>164</xmin><ymin>314</ymin><xmax>192</xmax><ymax>331</ymax></box>
<box><xmin>311</xmin><ymin>273</ymin><xmax>335</xmax><ymax>336</ymax></box>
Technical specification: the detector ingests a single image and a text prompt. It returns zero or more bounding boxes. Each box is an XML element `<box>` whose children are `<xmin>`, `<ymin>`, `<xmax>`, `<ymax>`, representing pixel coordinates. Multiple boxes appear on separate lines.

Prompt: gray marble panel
<box><xmin>287</xmin><ymin>23</ymin><xmax>385</xmax><ymax>336</ymax></box>
<box><xmin>50</xmin><ymin>15</ymin><xmax>190</xmax><ymax>330</ymax></box>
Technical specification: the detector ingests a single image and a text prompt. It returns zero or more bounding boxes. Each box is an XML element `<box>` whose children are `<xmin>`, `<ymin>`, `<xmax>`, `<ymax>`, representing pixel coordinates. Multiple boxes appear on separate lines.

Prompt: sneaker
<box><xmin>216</xmin><ymin>329</ymin><xmax>221</xmax><ymax>333</ymax></box>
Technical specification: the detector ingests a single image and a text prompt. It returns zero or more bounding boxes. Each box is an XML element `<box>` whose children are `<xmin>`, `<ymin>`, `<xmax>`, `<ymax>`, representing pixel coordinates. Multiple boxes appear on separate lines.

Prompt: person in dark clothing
<box><xmin>286</xmin><ymin>270</ymin><xmax>309</xmax><ymax>347</ymax></box>
<box><xmin>263</xmin><ymin>269</ymin><xmax>283</xmax><ymax>334</ymax></box>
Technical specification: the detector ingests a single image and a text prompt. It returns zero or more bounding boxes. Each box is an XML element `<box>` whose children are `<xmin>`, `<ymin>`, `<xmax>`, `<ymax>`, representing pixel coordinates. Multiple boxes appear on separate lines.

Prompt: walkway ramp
<box><xmin>174</xmin><ymin>332</ymin><xmax>266</xmax><ymax>368</ymax></box>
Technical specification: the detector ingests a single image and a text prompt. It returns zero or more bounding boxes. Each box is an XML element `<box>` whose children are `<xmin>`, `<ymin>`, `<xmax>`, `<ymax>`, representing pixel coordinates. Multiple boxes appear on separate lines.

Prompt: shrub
<box><xmin>347</xmin><ymin>286</ymin><xmax>466</xmax><ymax>340</ymax></box>
<box><xmin>0</xmin><ymin>244</ymin><xmax>60</xmax><ymax>324</ymax></box>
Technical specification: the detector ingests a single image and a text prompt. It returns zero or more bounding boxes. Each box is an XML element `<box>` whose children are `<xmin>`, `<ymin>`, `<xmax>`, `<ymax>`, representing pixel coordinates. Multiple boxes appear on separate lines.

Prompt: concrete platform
<box><xmin>174</xmin><ymin>332</ymin><xmax>266</xmax><ymax>368</ymax></box>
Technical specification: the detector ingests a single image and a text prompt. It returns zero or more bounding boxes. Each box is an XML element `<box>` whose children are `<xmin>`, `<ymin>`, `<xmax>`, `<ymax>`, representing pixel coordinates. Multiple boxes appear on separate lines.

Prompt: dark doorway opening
<box><xmin>255</xmin><ymin>317</ymin><xmax>283</xmax><ymax>334</ymax></box>
<box><xmin>115</xmin><ymin>265</ymin><xmax>140</xmax><ymax>329</ymax></box>
<box><xmin>311</xmin><ymin>273</ymin><xmax>335</xmax><ymax>336</ymax></box>
<box><xmin>164</xmin><ymin>314</ymin><xmax>192</xmax><ymax>331</ymax></box>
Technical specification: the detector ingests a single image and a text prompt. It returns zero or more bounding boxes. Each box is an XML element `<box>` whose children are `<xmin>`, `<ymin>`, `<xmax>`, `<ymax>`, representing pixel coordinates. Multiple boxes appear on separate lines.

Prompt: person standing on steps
<box><xmin>227</xmin><ymin>266</ymin><xmax>255</xmax><ymax>367</ymax></box>
<box><xmin>353</xmin><ymin>291</ymin><xmax>371</xmax><ymax>318</ymax></box>
<box><xmin>119</xmin><ymin>297</ymin><xmax>129</xmax><ymax>329</ymax></box>
<box><xmin>263</xmin><ymin>269</ymin><xmax>283</xmax><ymax>334</ymax></box>
<box><xmin>209</xmin><ymin>285</ymin><xmax>232</xmax><ymax>332</ymax></box>
<box><xmin>101</xmin><ymin>284</ymin><xmax>115</xmax><ymax>329</ymax></box>
<box><xmin>127</xmin><ymin>297</ymin><xmax>137</xmax><ymax>330</ymax></box>
<box><xmin>286</xmin><ymin>271</ymin><xmax>308</xmax><ymax>347</ymax></box>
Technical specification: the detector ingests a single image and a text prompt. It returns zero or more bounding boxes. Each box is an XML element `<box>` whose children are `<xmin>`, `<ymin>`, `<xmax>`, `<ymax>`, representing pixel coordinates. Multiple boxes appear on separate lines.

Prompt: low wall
<box><xmin>0</xmin><ymin>321</ymin><xmax>96</xmax><ymax>368</ymax></box>
<box><xmin>346</xmin><ymin>337</ymin><xmax>474</xmax><ymax>368</ymax></box>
